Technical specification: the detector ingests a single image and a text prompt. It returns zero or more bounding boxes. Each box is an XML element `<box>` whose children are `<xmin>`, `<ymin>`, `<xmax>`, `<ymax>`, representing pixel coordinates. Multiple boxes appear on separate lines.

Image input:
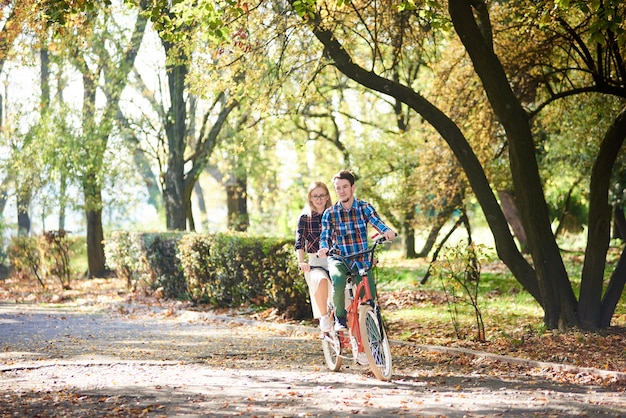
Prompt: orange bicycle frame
<box><xmin>345</xmin><ymin>272</ymin><xmax>373</xmax><ymax>353</ymax></box>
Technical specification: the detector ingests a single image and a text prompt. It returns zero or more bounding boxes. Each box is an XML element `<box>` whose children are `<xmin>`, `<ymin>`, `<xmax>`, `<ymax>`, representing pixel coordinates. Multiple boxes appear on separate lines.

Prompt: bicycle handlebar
<box><xmin>328</xmin><ymin>233</ymin><xmax>394</xmax><ymax>273</ymax></box>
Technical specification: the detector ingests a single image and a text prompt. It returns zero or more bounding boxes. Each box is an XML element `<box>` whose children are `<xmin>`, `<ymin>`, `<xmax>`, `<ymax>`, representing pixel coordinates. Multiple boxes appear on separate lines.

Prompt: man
<box><xmin>318</xmin><ymin>170</ymin><xmax>396</xmax><ymax>331</ymax></box>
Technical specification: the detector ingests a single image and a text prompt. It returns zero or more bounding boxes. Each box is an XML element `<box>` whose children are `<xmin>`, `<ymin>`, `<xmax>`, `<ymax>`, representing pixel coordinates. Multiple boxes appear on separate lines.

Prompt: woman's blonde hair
<box><xmin>303</xmin><ymin>181</ymin><xmax>332</xmax><ymax>215</ymax></box>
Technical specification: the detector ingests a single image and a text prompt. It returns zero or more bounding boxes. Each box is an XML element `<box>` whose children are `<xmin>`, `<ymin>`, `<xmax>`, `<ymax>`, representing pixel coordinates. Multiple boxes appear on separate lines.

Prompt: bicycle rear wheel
<box><xmin>358</xmin><ymin>304</ymin><xmax>392</xmax><ymax>381</ymax></box>
<box><xmin>322</xmin><ymin>330</ymin><xmax>343</xmax><ymax>371</ymax></box>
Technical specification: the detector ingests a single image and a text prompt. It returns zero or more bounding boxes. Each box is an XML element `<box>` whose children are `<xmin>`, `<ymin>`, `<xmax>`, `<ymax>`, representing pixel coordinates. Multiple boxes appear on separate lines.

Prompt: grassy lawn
<box><xmin>374</xmin><ymin>243</ymin><xmax>626</xmax><ymax>346</ymax></box>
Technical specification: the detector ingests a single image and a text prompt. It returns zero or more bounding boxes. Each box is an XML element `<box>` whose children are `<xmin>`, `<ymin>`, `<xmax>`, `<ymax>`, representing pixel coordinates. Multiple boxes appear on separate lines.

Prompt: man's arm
<box><xmin>318</xmin><ymin>208</ymin><xmax>332</xmax><ymax>257</ymax></box>
<box><xmin>365</xmin><ymin>203</ymin><xmax>396</xmax><ymax>241</ymax></box>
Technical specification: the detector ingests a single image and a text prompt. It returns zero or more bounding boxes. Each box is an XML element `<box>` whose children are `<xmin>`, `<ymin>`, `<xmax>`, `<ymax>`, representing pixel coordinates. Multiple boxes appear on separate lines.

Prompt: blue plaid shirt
<box><xmin>320</xmin><ymin>198</ymin><xmax>390</xmax><ymax>270</ymax></box>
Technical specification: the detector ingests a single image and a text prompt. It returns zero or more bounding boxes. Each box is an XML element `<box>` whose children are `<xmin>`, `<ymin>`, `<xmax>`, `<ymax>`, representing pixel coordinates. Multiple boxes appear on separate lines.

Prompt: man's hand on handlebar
<box><xmin>383</xmin><ymin>230</ymin><xmax>397</xmax><ymax>242</ymax></box>
<box><xmin>317</xmin><ymin>248</ymin><xmax>329</xmax><ymax>258</ymax></box>
<box><xmin>374</xmin><ymin>230</ymin><xmax>397</xmax><ymax>243</ymax></box>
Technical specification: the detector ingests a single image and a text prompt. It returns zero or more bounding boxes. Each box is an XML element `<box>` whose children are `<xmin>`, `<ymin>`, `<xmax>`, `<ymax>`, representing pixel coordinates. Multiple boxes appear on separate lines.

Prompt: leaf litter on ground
<box><xmin>1</xmin><ymin>273</ymin><xmax>625</xmax><ymax>391</ymax></box>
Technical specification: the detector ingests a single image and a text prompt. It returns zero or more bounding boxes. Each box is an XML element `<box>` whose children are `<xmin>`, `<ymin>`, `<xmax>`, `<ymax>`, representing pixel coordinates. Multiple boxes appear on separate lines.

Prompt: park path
<box><xmin>1</xmin><ymin>302</ymin><xmax>625</xmax><ymax>417</ymax></box>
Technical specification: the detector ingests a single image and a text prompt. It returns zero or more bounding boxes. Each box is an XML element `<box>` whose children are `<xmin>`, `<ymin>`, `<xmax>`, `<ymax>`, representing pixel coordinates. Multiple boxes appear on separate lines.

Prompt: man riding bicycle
<box><xmin>317</xmin><ymin>170</ymin><xmax>396</xmax><ymax>331</ymax></box>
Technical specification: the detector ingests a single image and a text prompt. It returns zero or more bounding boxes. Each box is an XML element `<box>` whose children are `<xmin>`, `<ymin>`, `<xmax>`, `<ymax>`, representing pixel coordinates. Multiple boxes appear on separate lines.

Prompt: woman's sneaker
<box><xmin>319</xmin><ymin>314</ymin><xmax>332</xmax><ymax>332</ymax></box>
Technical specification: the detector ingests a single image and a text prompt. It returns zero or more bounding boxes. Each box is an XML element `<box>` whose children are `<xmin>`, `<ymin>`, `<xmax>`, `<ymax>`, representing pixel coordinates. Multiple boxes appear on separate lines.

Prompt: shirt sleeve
<box><xmin>319</xmin><ymin>208</ymin><xmax>332</xmax><ymax>250</ymax></box>
<box><xmin>294</xmin><ymin>214</ymin><xmax>306</xmax><ymax>251</ymax></box>
<box><xmin>364</xmin><ymin>202</ymin><xmax>390</xmax><ymax>235</ymax></box>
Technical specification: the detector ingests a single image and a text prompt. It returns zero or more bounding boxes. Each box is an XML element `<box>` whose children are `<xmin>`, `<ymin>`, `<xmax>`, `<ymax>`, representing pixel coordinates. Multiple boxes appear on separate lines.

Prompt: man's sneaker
<box><xmin>334</xmin><ymin>316</ymin><xmax>348</xmax><ymax>331</ymax></box>
<box><xmin>319</xmin><ymin>314</ymin><xmax>332</xmax><ymax>332</ymax></box>
<box><xmin>356</xmin><ymin>352</ymin><xmax>368</xmax><ymax>365</ymax></box>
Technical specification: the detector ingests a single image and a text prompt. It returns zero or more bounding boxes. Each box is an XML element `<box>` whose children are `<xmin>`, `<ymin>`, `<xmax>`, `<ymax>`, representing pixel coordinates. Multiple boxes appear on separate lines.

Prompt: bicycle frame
<box><xmin>329</xmin><ymin>237</ymin><xmax>383</xmax><ymax>352</ymax></box>
<box><xmin>321</xmin><ymin>234</ymin><xmax>393</xmax><ymax>380</ymax></box>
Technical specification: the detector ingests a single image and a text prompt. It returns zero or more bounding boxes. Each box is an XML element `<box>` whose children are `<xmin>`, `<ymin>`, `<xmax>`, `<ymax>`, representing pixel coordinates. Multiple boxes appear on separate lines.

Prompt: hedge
<box><xmin>105</xmin><ymin>231</ymin><xmax>310</xmax><ymax>319</ymax></box>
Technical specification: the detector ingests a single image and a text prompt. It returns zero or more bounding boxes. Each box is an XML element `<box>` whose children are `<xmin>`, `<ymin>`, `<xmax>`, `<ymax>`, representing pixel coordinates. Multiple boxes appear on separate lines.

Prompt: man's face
<box><xmin>333</xmin><ymin>178</ymin><xmax>354</xmax><ymax>203</ymax></box>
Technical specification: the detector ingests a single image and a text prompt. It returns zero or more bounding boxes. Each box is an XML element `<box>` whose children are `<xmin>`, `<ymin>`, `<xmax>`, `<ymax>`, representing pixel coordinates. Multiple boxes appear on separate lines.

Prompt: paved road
<box><xmin>1</xmin><ymin>302</ymin><xmax>625</xmax><ymax>417</ymax></box>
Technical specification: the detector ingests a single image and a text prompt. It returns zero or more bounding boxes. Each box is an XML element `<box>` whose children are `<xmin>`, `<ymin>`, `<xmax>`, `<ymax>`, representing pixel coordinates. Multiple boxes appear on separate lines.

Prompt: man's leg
<box><xmin>328</xmin><ymin>258</ymin><xmax>348</xmax><ymax>318</ymax></box>
<box><xmin>367</xmin><ymin>270</ymin><xmax>377</xmax><ymax>300</ymax></box>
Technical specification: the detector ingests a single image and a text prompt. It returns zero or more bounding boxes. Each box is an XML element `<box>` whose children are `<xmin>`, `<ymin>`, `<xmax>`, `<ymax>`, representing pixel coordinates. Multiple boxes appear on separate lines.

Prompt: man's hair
<box><xmin>332</xmin><ymin>169</ymin><xmax>355</xmax><ymax>186</ymax></box>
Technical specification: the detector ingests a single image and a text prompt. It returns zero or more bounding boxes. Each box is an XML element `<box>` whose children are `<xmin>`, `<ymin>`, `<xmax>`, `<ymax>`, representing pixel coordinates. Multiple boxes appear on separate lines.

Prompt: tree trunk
<box><xmin>417</xmin><ymin>200</ymin><xmax>462</xmax><ymax>258</ymax></box>
<box><xmin>17</xmin><ymin>192</ymin><xmax>31</xmax><ymax>236</ymax></box>
<box><xmin>449</xmin><ymin>0</ymin><xmax>577</xmax><ymax>329</ymax></box>
<box><xmin>416</xmin><ymin>223</ymin><xmax>443</xmax><ymax>258</ymax></box>
<box><xmin>497</xmin><ymin>190</ymin><xmax>528</xmax><ymax>253</ymax></box>
<box><xmin>600</xmin><ymin>243</ymin><xmax>626</xmax><ymax>327</ymax></box>
<box><xmin>580</xmin><ymin>106</ymin><xmax>626</xmax><ymax>329</ymax></box>
<box><xmin>117</xmin><ymin>106</ymin><xmax>164</xmax><ymax>213</ymax></box>
<box><xmin>77</xmin><ymin>2</ymin><xmax>147</xmax><ymax>275</ymax></box>
<box><xmin>84</xmin><ymin>181</ymin><xmax>106</xmax><ymax>278</ymax></box>
<box><xmin>613</xmin><ymin>205</ymin><xmax>626</xmax><ymax>240</ymax></box>
<box><xmin>226</xmin><ymin>174</ymin><xmax>248</xmax><ymax>232</ymax></box>
<box><xmin>162</xmin><ymin>59</ymin><xmax>189</xmax><ymax>231</ymax></box>
<box><xmin>59</xmin><ymin>172</ymin><xmax>67</xmax><ymax>230</ymax></box>
<box><xmin>193</xmin><ymin>181</ymin><xmax>208</xmax><ymax>231</ymax></box>
<box><xmin>403</xmin><ymin>220</ymin><xmax>417</xmax><ymax>259</ymax></box>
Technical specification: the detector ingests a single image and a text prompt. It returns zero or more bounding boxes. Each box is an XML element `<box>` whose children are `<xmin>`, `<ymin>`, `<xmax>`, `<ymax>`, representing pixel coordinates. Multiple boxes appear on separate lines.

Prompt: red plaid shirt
<box><xmin>295</xmin><ymin>211</ymin><xmax>324</xmax><ymax>253</ymax></box>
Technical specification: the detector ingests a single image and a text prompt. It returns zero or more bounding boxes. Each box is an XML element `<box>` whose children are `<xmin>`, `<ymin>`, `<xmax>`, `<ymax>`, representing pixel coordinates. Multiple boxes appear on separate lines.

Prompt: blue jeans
<box><xmin>328</xmin><ymin>257</ymin><xmax>377</xmax><ymax>318</ymax></box>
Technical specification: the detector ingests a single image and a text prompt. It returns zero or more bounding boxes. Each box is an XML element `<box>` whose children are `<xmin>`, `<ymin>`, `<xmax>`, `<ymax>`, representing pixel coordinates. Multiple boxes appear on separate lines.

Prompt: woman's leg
<box><xmin>314</xmin><ymin>277</ymin><xmax>330</xmax><ymax>316</ymax></box>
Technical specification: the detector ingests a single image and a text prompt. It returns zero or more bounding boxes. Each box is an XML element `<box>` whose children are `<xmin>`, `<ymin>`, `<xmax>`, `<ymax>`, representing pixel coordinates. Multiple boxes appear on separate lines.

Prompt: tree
<box><xmin>285</xmin><ymin>0</ymin><xmax>626</xmax><ymax>329</ymax></box>
<box><xmin>42</xmin><ymin>1</ymin><xmax>148</xmax><ymax>276</ymax></box>
<box><xmin>130</xmin><ymin>1</ymin><xmax>242</xmax><ymax>231</ymax></box>
<box><xmin>0</xmin><ymin>1</ymin><xmax>43</xmax><ymax>235</ymax></box>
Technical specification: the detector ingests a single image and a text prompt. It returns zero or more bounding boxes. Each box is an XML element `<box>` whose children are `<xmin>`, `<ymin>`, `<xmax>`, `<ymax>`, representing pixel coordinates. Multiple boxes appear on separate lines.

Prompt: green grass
<box><xmin>373</xmin><ymin>246</ymin><xmax>626</xmax><ymax>344</ymax></box>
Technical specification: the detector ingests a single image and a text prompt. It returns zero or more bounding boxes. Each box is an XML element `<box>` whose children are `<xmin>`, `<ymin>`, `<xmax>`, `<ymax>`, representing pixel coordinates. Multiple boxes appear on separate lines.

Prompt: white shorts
<box><xmin>304</xmin><ymin>254</ymin><xmax>331</xmax><ymax>318</ymax></box>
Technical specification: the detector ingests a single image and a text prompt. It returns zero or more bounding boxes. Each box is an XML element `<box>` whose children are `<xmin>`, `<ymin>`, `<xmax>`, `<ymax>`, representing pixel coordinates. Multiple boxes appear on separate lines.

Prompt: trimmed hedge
<box><xmin>105</xmin><ymin>231</ymin><xmax>310</xmax><ymax>319</ymax></box>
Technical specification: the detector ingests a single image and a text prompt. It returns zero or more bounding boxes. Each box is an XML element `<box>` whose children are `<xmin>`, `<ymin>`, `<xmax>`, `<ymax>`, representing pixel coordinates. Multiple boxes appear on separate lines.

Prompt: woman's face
<box><xmin>310</xmin><ymin>187</ymin><xmax>329</xmax><ymax>212</ymax></box>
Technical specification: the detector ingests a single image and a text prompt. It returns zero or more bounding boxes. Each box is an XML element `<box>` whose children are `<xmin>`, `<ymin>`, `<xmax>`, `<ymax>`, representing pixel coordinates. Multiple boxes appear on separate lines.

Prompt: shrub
<box><xmin>107</xmin><ymin>231</ymin><xmax>309</xmax><ymax>318</ymax></box>
<box><xmin>142</xmin><ymin>232</ymin><xmax>186</xmax><ymax>299</ymax></box>
<box><xmin>104</xmin><ymin>231</ymin><xmax>145</xmax><ymax>290</ymax></box>
<box><xmin>7</xmin><ymin>231</ymin><xmax>78</xmax><ymax>291</ymax></box>
<box><xmin>7</xmin><ymin>236</ymin><xmax>44</xmax><ymax>288</ymax></box>
<box><xmin>41</xmin><ymin>230</ymin><xmax>73</xmax><ymax>290</ymax></box>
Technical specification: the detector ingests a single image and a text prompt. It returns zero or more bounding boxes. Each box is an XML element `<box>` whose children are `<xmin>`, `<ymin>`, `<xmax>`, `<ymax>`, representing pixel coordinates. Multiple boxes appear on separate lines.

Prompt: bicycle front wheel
<box><xmin>358</xmin><ymin>304</ymin><xmax>392</xmax><ymax>381</ymax></box>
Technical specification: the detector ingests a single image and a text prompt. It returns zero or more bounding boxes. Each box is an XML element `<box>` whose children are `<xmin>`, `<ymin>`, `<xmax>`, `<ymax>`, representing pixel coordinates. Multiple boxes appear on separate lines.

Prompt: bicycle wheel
<box><xmin>358</xmin><ymin>304</ymin><xmax>392</xmax><ymax>381</ymax></box>
<box><xmin>322</xmin><ymin>330</ymin><xmax>343</xmax><ymax>371</ymax></box>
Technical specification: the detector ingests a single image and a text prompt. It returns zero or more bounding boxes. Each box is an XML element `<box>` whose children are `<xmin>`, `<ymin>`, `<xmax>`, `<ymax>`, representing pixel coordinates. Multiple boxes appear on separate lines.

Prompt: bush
<box><xmin>105</xmin><ymin>231</ymin><xmax>185</xmax><ymax>297</ymax></box>
<box><xmin>7</xmin><ymin>236</ymin><xmax>44</xmax><ymax>287</ymax></box>
<box><xmin>178</xmin><ymin>232</ymin><xmax>309</xmax><ymax>317</ymax></box>
<box><xmin>41</xmin><ymin>230</ymin><xmax>73</xmax><ymax>290</ymax></box>
<box><xmin>104</xmin><ymin>231</ymin><xmax>146</xmax><ymax>290</ymax></box>
<box><xmin>106</xmin><ymin>231</ymin><xmax>309</xmax><ymax>318</ymax></box>
<box><xmin>7</xmin><ymin>231</ymin><xmax>78</xmax><ymax>290</ymax></box>
<box><xmin>142</xmin><ymin>232</ymin><xmax>186</xmax><ymax>299</ymax></box>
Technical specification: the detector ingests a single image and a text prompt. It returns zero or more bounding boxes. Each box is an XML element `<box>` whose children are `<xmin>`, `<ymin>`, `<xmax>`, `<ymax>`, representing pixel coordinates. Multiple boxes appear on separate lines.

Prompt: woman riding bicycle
<box><xmin>317</xmin><ymin>170</ymin><xmax>396</xmax><ymax>331</ymax></box>
<box><xmin>294</xmin><ymin>181</ymin><xmax>333</xmax><ymax>332</ymax></box>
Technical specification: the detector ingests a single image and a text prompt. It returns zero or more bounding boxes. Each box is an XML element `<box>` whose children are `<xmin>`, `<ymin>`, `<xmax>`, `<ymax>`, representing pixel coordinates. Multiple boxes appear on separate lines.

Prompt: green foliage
<box><xmin>143</xmin><ymin>232</ymin><xmax>187</xmax><ymax>299</ymax></box>
<box><xmin>41</xmin><ymin>0</ymin><xmax>112</xmax><ymax>26</ymax></box>
<box><xmin>430</xmin><ymin>243</ymin><xmax>487</xmax><ymax>342</ymax></box>
<box><xmin>7</xmin><ymin>236</ymin><xmax>45</xmax><ymax>288</ymax></box>
<box><xmin>40</xmin><ymin>230</ymin><xmax>73</xmax><ymax>290</ymax></box>
<box><xmin>104</xmin><ymin>231</ymin><xmax>148</xmax><ymax>289</ymax></box>
<box><xmin>105</xmin><ymin>231</ymin><xmax>185</xmax><ymax>296</ymax></box>
<box><xmin>178</xmin><ymin>232</ymin><xmax>309</xmax><ymax>317</ymax></box>
<box><xmin>558</xmin><ymin>0</ymin><xmax>626</xmax><ymax>46</ymax></box>
<box><xmin>106</xmin><ymin>232</ymin><xmax>309</xmax><ymax>318</ymax></box>
<box><xmin>7</xmin><ymin>231</ymin><xmax>77</xmax><ymax>291</ymax></box>
<box><xmin>291</xmin><ymin>0</ymin><xmax>317</xmax><ymax>20</ymax></box>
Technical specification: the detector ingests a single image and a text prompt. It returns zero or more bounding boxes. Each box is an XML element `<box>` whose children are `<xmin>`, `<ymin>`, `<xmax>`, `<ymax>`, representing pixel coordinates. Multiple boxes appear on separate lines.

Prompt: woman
<box><xmin>295</xmin><ymin>181</ymin><xmax>333</xmax><ymax>332</ymax></box>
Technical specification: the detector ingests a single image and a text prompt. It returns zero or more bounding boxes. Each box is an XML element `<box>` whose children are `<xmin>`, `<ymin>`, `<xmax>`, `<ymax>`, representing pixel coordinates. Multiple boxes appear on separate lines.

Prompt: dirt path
<box><xmin>1</xmin><ymin>302</ymin><xmax>625</xmax><ymax>417</ymax></box>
